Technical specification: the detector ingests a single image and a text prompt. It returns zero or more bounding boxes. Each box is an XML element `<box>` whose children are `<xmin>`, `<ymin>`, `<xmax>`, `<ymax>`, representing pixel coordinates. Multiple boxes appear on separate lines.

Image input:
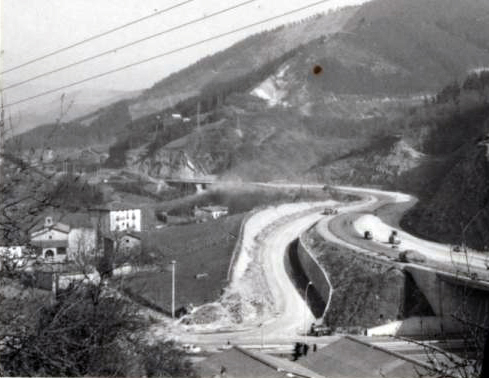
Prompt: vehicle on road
<box><xmin>364</xmin><ymin>230</ymin><xmax>373</xmax><ymax>240</ymax></box>
<box><xmin>388</xmin><ymin>230</ymin><xmax>401</xmax><ymax>245</ymax></box>
<box><xmin>322</xmin><ymin>207</ymin><xmax>338</xmax><ymax>215</ymax></box>
<box><xmin>308</xmin><ymin>323</ymin><xmax>332</xmax><ymax>337</ymax></box>
<box><xmin>181</xmin><ymin>344</ymin><xmax>202</xmax><ymax>354</ymax></box>
<box><xmin>451</xmin><ymin>245</ymin><xmax>462</xmax><ymax>253</ymax></box>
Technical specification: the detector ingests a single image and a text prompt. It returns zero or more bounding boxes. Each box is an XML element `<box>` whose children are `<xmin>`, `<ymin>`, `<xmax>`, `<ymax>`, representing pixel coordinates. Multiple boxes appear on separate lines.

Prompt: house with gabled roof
<box><xmin>30</xmin><ymin>215</ymin><xmax>96</xmax><ymax>263</ymax></box>
<box><xmin>30</xmin><ymin>217</ymin><xmax>70</xmax><ymax>262</ymax></box>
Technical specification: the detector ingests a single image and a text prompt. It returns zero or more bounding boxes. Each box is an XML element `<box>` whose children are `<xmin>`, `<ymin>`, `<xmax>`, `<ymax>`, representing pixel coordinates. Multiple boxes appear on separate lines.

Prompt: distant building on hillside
<box><xmin>194</xmin><ymin>205</ymin><xmax>229</xmax><ymax>222</ymax></box>
<box><xmin>103</xmin><ymin>232</ymin><xmax>141</xmax><ymax>257</ymax></box>
<box><xmin>0</xmin><ymin>246</ymin><xmax>24</xmax><ymax>259</ymax></box>
<box><xmin>90</xmin><ymin>203</ymin><xmax>143</xmax><ymax>234</ymax></box>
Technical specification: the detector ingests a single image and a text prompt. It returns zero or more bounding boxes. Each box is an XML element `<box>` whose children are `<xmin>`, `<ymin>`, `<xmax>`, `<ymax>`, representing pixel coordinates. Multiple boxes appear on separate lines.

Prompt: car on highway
<box><xmin>181</xmin><ymin>344</ymin><xmax>202</xmax><ymax>354</ymax></box>
<box><xmin>322</xmin><ymin>207</ymin><xmax>338</xmax><ymax>215</ymax></box>
<box><xmin>388</xmin><ymin>230</ymin><xmax>401</xmax><ymax>245</ymax></box>
<box><xmin>451</xmin><ymin>245</ymin><xmax>463</xmax><ymax>253</ymax></box>
<box><xmin>308</xmin><ymin>324</ymin><xmax>332</xmax><ymax>337</ymax></box>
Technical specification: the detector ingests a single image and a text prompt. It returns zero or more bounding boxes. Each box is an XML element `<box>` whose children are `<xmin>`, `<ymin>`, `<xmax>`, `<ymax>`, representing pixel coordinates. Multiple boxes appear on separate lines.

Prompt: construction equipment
<box><xmin>388</xmin><ymin>230</ymin><xmax>401</xmax><ymax>245</ymax></box>
<box><xmin>322</xmin><ymin>207</ymin><xmax>338</xmax><ymax>215</ymax></box>
<box><xmin>308</xmin><ymin>323</ymin><xmax>332</xmax><ymax>337</ymax></box>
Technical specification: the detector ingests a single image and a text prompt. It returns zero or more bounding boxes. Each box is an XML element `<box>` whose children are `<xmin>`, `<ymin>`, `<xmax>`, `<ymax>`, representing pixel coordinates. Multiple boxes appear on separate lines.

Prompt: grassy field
<box><xmin>124</xmin><ymin>213</ymin><xmax>244</xmax><ymax>313</ymax></box>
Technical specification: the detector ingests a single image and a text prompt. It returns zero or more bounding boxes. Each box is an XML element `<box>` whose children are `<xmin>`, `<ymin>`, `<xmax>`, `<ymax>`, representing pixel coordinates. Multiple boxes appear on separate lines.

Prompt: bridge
<box><xmin>163</xmin><ymin>175</ymin><xmax>217</xmax><ymax>185</ymax></box>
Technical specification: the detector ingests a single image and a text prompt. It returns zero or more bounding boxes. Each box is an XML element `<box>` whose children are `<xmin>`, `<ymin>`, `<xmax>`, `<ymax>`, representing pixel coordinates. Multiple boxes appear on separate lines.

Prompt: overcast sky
<box><xmin>1</xmin><ymin>0</ymin><xmax>369</xmax><ymax>110</ymax></box>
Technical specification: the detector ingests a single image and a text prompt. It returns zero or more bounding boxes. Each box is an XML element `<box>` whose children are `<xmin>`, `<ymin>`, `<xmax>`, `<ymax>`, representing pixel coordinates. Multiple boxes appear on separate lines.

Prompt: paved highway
<box><xmin>151</xmin><ymin>184</ymin><xmax>488</xmax><ymax>348</ymax></box>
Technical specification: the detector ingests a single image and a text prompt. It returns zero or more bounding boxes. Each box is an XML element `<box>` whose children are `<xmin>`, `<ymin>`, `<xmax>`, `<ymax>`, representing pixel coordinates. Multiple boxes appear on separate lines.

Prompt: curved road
<box><xmin>154</xmin><ymin>185</ymin><xmax>488</xmax><ymax>348</ymax></box>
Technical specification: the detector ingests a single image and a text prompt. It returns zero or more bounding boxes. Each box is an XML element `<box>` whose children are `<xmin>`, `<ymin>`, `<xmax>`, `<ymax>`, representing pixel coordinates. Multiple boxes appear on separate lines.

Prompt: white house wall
<box><xmin>0</xmin><ymin>246</ymin><xmax>23</xmax><ymax>258</ymax></box>
<box><xmin>109</xmin><ymin>209</ymin><xmax>141</xmax><ymax>232</ymax></box>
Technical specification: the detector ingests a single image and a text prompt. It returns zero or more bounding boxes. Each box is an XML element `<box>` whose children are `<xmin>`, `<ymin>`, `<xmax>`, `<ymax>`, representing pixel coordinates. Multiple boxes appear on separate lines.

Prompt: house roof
<box><xmin>196</xmin><ymin>346</ymin><xmax>306</xmax><ymax>378</ymax></box>
<box><xmin>31</xmin><ymin>240</ymin><xmax>68</xmax><ymax>248</ymax></box>
<box><xmin>31</xmin><ymin>222</ymin><xmax>70</xmax><ymax>235</ymax></box>
<box><xmin>297</xmin><ymin>336</ymin><xmax>426</xmax><ymax>378</ymax></box>
<box><xmin>91</xmin><ymin>202</ymin><xmax>140</xmax><ymax>211</ymax></box>
<box><xmin>31</xmin><ymin>212</ymin><xmax>93</xmax><ymax>234</ymax></box>
<box><xmin>102</xmin><ymin>231</ymin><xmax>141</xmax><ymax>241</ymax></box>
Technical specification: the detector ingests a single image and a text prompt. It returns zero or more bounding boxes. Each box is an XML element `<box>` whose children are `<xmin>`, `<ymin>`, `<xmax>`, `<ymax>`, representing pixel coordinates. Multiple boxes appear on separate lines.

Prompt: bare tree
<box><xmin>0</xmin><ymin>97</ymin><xmax>191</xmax><ymax>376</ymax></box>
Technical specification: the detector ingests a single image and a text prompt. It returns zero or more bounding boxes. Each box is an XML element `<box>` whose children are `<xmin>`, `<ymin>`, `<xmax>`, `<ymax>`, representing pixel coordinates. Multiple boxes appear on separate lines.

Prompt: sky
<box><xmin>1</xmin><ymin>0</ymin><xmax>370</xmax><ymax>111</ymax></box>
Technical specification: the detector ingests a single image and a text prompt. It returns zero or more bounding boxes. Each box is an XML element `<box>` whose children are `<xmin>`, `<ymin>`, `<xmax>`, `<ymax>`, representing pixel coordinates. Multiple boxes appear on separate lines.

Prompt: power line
<box><xmin>0</xmin><ymin>0</ymin><xmax>194</xmax><ymax>75</ymax></box>
<box><xmin>4</xmin><ymin>0</ymin><xmax>334</xmax><ymax>108</ymax></box>
<box><xmin>2</xmin><ymin>0</ymin><xmax>256</xmax><ymax>91</ymax></box>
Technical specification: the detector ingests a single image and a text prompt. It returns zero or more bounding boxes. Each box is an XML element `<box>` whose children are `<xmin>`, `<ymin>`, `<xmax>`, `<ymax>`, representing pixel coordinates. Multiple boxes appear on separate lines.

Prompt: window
<box><xmin>57</xmin><ymin>247</ymin><xmax>66</xmax><ymax>255</ymax></box>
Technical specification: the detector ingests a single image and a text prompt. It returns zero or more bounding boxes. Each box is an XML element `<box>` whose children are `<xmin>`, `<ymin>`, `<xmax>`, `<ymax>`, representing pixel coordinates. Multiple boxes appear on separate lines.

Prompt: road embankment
<box><xmin>295</xmin><ymin>231</ymin><xmax>333</xmax><ymax>319</ymax></box>
<box><xmin>301</xmin><ymin>227</ymin><xmax>407</xmax><ymax>329</ymax></box>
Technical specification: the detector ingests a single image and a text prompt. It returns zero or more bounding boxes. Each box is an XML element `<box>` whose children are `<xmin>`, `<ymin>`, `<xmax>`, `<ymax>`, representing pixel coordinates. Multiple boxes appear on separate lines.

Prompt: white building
<box><xmin>194</xmin><ymin>205</ymin><xmax>229</xmax><ymax>221</ymax></box>
<box><xmin>90</xmin><ymin>203</ymin><xmax>143</xmax><ymax>234</ymax></box>
<box><xmin>31</xmin><ymin>217</ymin><xmax>70</xmax><ymax>262</ymax></box>
<box><xmin>108</xmin><ymin>209</ymin><xmax>142</xmax><ymax>232</ymax></box>
<box><xmin>30</xmin><ymin>216</ymin><xmax>96</xmax><ymax>263</ymax></box>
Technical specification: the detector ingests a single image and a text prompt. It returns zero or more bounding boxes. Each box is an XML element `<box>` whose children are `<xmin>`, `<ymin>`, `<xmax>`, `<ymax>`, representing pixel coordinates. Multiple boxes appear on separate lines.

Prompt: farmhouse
<box><xmin>102</xmin><ymin>232</ymin><xmax>142</xmax><ymax>256</ymax></box>
<box><xmin>30</xmin><ymin>215</ymin><xmax>96</xmax><ymax>263</ymax></box>
<box><xmin>30</xmin><ymin>217</ymin><xmax>70</xmax><ymax>262</ymax></box>
<box><xmin>194</xmin><ymin>205</ymin><xmax>229</xmax><ymax>222</ymax></box>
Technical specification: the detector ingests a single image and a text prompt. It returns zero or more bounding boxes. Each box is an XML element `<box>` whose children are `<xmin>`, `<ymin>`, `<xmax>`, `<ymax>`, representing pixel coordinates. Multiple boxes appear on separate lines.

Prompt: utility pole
<box><xmin>304</xmin><ymin>281</ymin><xmax>312</xmax><ymax>345</ymax></box>
<box><xmin>0</xmin><ymin>92</ymin><xmax>5</xmax><ymax>161</ymax></box>
<box><xmin>171</xmin><ymin>260</ymin><xmax>176</xmax><ymax>319</ymax></box>
<box><xmin>155</xmin><ymin>115</ymin><xmax>161</xmax><ymax>142</ymax></box>
<box><xmin>197</xmin><ymin>101</ymin><xmax>200</xmax><ymax>129</ymax></box>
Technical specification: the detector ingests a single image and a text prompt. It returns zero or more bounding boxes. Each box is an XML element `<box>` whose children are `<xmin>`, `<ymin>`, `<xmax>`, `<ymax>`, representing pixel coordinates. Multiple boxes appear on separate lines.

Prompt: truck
<box><xmin>364</xmin><ymin>230</ymin><xmax>373</xmax><ymax>240</ymax></box>
<box><xmin>322</xmin><ymin>207</ymin><xmax>338</xmax><ymax>215</ymax></box>
<box><xmin>388</xmin><ymin>230</ymin><xmax>401</xmax><ymax>245</ymax></box>
<box><xmin>308</xmin><ymin>323</ymin><xmax>332</xmax><ymax>337</ymax></box>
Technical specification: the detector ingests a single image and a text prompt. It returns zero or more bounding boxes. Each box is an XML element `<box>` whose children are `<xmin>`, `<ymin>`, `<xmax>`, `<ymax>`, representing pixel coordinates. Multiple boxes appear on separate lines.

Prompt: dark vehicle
<box><xmin>388</xmin><ymin>230</ymin><xmax>401</xmax><ymax>245</ymax></box>
<box><xmin>309</xmin><ymin>324</ymin><xmax>332</xmax><ymax>337</ymax></box>
<box><xmin>364</xmin><ymin>230</ymin><xmax>373</xmax><ymax>240</ymax></box>
<box><xmin>451</xmin><ymin>245</ymin><xmax>462</xmax><ymax>253</ymax></box>
<box><xmin>322</xmin><ymin>207</ymin><xmax>338</xmax><ymax>215</ymax></box>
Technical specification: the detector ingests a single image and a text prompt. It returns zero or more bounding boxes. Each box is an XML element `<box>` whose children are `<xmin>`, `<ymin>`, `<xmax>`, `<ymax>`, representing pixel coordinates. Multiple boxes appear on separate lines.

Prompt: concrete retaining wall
<box><xmin>405</xmin><ymin>264</ymin><xmax>489</xmax><ymax>328</ymax></box>
<box><xmin>297</xmin><ymin>231</ymin><xmax>332</xmax><ymax>318</ymax></box>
